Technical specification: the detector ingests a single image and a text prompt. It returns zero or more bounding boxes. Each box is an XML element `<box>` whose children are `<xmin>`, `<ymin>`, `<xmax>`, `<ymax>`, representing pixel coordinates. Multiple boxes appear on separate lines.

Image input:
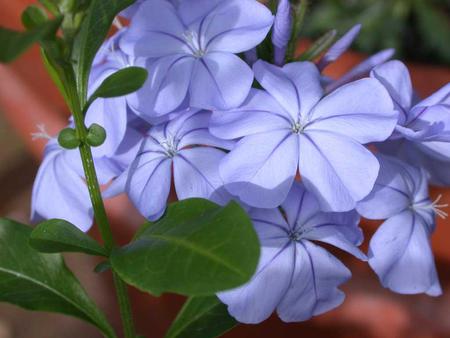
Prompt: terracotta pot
<box><xmin>2</xmin><ymin>3</ymin><xmax>450</xmax><ymax>337</ymax></box>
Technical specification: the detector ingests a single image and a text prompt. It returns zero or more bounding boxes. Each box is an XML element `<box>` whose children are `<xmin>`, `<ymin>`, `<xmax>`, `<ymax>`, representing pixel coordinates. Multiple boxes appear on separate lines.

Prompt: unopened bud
<box><xmin>58</xmin><ymin>128</ymin><xmax>80</xmax><ymax>149</ymax></box>
<box><xmin>86</xmin><ymin>123</ymin><xmax>106</xmax><ymax>147</ymax></box>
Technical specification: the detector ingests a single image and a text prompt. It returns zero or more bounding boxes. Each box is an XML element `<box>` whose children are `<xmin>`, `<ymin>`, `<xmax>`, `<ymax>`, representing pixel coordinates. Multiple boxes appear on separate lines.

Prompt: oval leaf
<box><xmin>110</xmin><ymin>199</ymin><xmax>260</xmax><ymax>296</ymax></box>
<box><xmin>30</xmin><ymin>219</ymin><xmax>107</xmax><ymax>256</ymax></box>
<box><xmin>0</xmin><ymin>218</ymin><xmax>116</xmax><ymax>338</ymax></box>
<box><xmin>165</xmin><ymin>296</ymin><xmax>237</xmax><ymax>338</ymax></box>
<box><xmin>91</xmin><ymin>67</ymin><xmax>148</xmax><ymax>99</ymax></box>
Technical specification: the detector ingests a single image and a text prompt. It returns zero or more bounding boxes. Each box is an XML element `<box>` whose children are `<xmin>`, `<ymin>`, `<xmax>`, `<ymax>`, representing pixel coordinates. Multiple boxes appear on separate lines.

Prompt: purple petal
<box><xmin>31</xmin><ymin>142</ymin><xmax>93</xmax><ymax>232</ymax></box>
<box><xmin>126</xmin><ymin>149</ymin><xmax>172</xmax><ymax>221</ymax></box>
<box><xmin>253</xmin><ymin>61</ymin><xmax>323</xmax><ymax>121</ymax></box>
<box><xmin>218</xmin><ymin>243</ymin><xmax>294</xmax><ymax>324</ymax></box>
<box><xmin>357</xmin><ymin>154</ymin><xmax>417</xmax><ymax>219</ymax></box>
<box><xmin>414</xmin><ymin>83</ymin><xmax>450</xmax><ymax>108</ymax></box>
<box><xmin>130</xmin><ymin>56</ymin><xmax>195</xmax><ymax>119</ymax></box>
<box><xmin>190</xmin><ymin>52</ymin><xmax>253</xmax><ymax>110</ymax></box>
<box><xmin>210</xmin><ymin>89</ymin><xmax>291</xmax><ymax>140</ymax></box>
<box><xmin>120</xmin><ymin>0</ymin><xmax>190</xmax><ymax>57</ymax></box>
<box><xmin>371</xmin><ymin>60</ymin><xmax>413</xmax><ymax>121</ymax></box>
<box><xmin>201</xmin><ymin>0</ymin><xmax>274</xmax><ymax>54</ymax></box>
<box><xmin>299</xmin><ymin>131</ymin><xmax>380</xmax><ymax>211</ymax></box>
<box><xmin>308</xmin><ymin>78</ymin><xmax>397</xmax><ymax>144</ymax></box>
<box><xmin>369</xmin><ymin>211</ymin><xmax>442</xmax><ymax>296</ymax></box>
<box><xmin>276</xmin><ymin>241</ymin><xmax>351</xmax><ymax>322</ymax></box>
<box><xmin>317</xmin><ymin>24</ymin><xmax>362</xmax><ymax>71</ymax></box>
<box><xmin>173</xmin><ymin>147</ymin><xmax>227</xmax><ymax>202</ymax></box>
<box><xmin>220</xmin><ymin>130</ymin><xmax>298</xmax><ymax>208</ymax></box>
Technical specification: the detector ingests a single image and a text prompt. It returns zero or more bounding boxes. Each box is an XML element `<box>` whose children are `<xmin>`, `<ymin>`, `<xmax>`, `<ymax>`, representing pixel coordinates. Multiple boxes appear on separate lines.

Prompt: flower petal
<box><xmin>210</xmin><ymin>89</ymin><xmax>291</xmax><ymax>140</ymax></box>
<box><xmin>218</xmin><ymin>242</ymin><xmax>294</xmax><ymax>324</ymax></box>
<box><xmin>308</xmin><ymin>78</ymin><xmax>396</xmax><ymax>144</ymax></box>
<box><xmin>299</xmin><ymin>131</ymin><xmax>379</xmax><ymax>211</ymax></box>
<box><xmin>126</xmin><ymin>150</ymin><xmax>172</xmax><ymax>221</ymax></box>
<box><xmin>202</xmin><ymin>0</ymin><xmax>274</xmax><ymax>53</ymax></box>
<box><xmin>31</xmin><ymin>144</ymin><xmax>93</xmax><ymax>232</ymax></box>
<box><xmin>253</xmin><ymin>61</ymin><xmax>322</xmax><ymax>121</ymax></box>
<box><xmin>357</xmin><ymin>154</ymin><xmax>417</xmax><ymax>219</ymax></box>
<box><xmin>190</xmin><ymin>52</ymin><xmax>253</xmax><ymax>110</ymax></box>
<box><xmin>414</xmin><ymin>83</ymin><xmax>450</xmax><ymax>108</ymax></box>
<box><xmin>370</xmin><ymin>60</ymin><xmax>413</xmax><ymax>114</ymax></box>
<box><xmin>369</xmin><ymin>211</ymin><xmax>442</xmax><ymax>296</ymax></box>
<box><xmin>130</xmin><ymin>56</ymin><xmax>194</xmax><ymax>119</ymax></box>
<box><xmin>221</xmin><ymin>130</ymin><xmax>298</xmax><ymax>208</ymax></box>
<box><xmin>120</xmin><ymin>0</ymin><xmax>190</xmax><ymax>57</ymax></box>
<box><xmin>276</xmin><ymin>241</ymin><xmax>351</xmax><ymax>322</ymax></box>
<box><xmin>174</xmin><ymin>147</ymin><xmax>227</xmax><ymax>203</ymax></box>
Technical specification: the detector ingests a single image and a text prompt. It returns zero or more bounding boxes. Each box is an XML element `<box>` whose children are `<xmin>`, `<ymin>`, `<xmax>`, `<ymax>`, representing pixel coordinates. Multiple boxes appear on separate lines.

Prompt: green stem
<box><xmin>70</xmin><ymin>88</ymin><xmax>136</xmax><ymax>338</ymax></box>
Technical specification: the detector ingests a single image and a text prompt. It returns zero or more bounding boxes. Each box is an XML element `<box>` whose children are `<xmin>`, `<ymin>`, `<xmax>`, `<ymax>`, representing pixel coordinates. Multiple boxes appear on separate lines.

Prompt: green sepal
<box><xmin>296</xmin><ymin>29</ymin><xmax>337</xmax><ymax>61</ymax></box>
<box><xmin>30</xmin><ymin>219</ymin><xmax>107</xmax><ymax>256</ymax></box>
<box><xmin>165</xmin><ymin>296</ymin><xmax>238</xmax><ymax>338</ymax></box>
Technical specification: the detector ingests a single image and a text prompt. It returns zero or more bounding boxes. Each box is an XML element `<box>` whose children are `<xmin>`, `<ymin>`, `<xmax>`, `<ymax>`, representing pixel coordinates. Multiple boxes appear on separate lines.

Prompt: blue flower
<box><xmin>107</xmin><ymin>110</ymin><xmax>235</xmax><ymax>220</ymax></box>
<box><xmin>211</xmin><ymin>60</ymin><xmax>397</xmax><ymax>211</ymax></box>
<box><xmin>120</xmin><ymin>0</ymin><xmax>273</xmax><ymax>118</ymax></box>
<box><xmin>357</xmin><ymin>154</ymin><xmax>443</xmax><ymax>296</ymax></box>
<box><xmin>218</xmin><ymin>182</ymin><xmax>365</xmax><ymax>324</ymax></box>
<box><xmin>372</xmin><ymin>60</ymin><xmax>450</xmax><ymax>185</ymax></box>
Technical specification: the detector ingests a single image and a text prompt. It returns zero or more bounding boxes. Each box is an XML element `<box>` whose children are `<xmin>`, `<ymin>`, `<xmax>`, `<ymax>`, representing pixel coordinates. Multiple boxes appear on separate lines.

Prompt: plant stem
<box><xmin>70</xmin><ymin>88</ymin><xmax>136</xmax><ymax>338</ymax></box>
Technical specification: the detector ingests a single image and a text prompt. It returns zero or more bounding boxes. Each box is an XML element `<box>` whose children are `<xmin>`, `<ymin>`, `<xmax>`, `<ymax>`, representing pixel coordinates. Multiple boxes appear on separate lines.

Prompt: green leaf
<box><xmin>296</xmin><ymin>29</ymin><xmax>337</xmax><ymax>61</ymax></box>
<box><xmin>110</xmin><ymin>199</ymin><xmax>260</xmax><ymax>296</ymax></box>
<box><xmin>91</xmin><ymin>67</ymin><xmax>148</xmax><ymax>99</ymax></box>
<box><xmin>0</xmin><ymin>18</ymin><xmax>62</xmax><ymax>63</ymax></box>
<box><xmin>30</xmin><ymin>219</ymin><xmax>107</xmax><ymax>256</ymax></box>
<box><xmin>72</xmin><ymin>0</ymin><xmax>136</xmax><ymax>105</ymax></box>
<box><xmin>0</xmin><ymin>219</ymin><xmax>116</xmax><ymax>338</ymax></box>
<box><xmin>22</xmin><ymin>5</ymin><xmax>48</xmax><ymax>30</ymax></box>
<box><xmin>165</xmin><ymin>296</ymin><xmax>237</xmax><ymax>338</ymax></box>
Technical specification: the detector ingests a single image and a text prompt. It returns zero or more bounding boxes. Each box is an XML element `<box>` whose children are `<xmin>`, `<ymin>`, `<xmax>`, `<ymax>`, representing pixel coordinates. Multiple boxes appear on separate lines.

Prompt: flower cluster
<box><xmin>32</xmin><ymin>0</ymin><xmax>450</xmax><ymax>324</ymax></box>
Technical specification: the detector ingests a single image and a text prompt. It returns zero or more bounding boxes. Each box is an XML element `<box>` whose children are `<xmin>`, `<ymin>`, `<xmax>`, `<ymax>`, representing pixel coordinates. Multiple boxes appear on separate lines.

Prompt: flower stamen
<box><xmin>414</xmin><ymin>194</ymin><xmax>449</xmax><ymax>219</ymax></box>
<box><xmin>31</xmin><ymin>124</ymin><xmax>52</xmax><ymax>141</ymax></box>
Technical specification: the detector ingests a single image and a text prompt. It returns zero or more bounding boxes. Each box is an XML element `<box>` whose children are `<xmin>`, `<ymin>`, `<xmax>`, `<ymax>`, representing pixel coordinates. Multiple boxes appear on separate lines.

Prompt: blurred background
<box><xmin>0</xmin><ymin>0</ymin><xmax>449</xmax><ymax>337</ymax></box>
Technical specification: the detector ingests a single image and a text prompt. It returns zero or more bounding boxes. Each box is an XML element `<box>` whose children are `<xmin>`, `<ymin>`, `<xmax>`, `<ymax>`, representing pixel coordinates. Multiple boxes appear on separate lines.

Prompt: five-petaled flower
<box><xmin>219</xmin><ymin>182</ymin><xmax>366</xmax><ymax>324</ymax></box>
<box><xmin>357</xmin><ymin>154</ymin><xmax>443</xmax><ymax>296</ymax></box>
<box><xmin>120</xmin><ymin>0</ymin><xmax>274</xmax><ymax>119</ymax></box>
<box><xmin>211</xmin><ymin>60</ymin><xmax>397</xmax><ymax>211</ymax></box>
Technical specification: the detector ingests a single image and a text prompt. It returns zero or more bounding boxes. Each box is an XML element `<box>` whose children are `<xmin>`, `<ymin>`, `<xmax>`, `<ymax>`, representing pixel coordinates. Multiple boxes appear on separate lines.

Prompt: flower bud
<box><xmin>58</xmin><ymin>128</ymin><xmax>80</xmax><ymax>149</ymax></box>
<box><xmin>86</xmin><ymin>123</ymin><xmax>106</xmax><ymax>147</ymax></box>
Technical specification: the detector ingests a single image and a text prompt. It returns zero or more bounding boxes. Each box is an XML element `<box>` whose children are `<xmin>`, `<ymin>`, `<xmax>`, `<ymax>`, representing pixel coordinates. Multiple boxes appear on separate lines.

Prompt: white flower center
<box><xmin>292</xmin><ymin>121</ymin><xmax>304</xmax><ymax>134</ymax></box>
<box><xmin>183</xmin><ymin>30</ymin><xmax>205</xmax><ymax>58</ymax></box>
<box><xmin>160</xmin><ymin>136</ymin><xmax>179</xmax><ymax>158</ymax></box>
<box><xmin>31</xmin><ymin>124</ymin><xmax>51</xmax><ymax>141</ymax></box>
<box><xmin>413</xmin><ymin>194</ymin><xmax>448</xmax><ymax>219</ymax></box>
